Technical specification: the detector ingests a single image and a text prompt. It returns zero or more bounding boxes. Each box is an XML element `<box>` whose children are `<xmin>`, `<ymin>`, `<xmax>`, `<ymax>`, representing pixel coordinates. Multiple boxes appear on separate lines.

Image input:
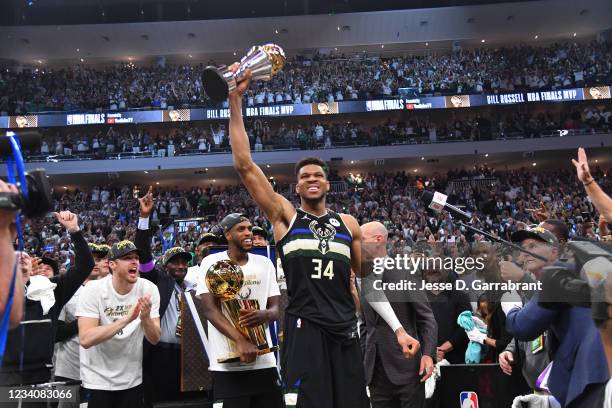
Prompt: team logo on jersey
<box><xmin>309</xmin><ymin>220</ymin><xmax>336</xmax><ymax>255</ymax></box>
<box><xmin>459</xmin><ymin>391</ymin><xmax>479</xmax><ymax>408</ymax></box>
<box><xmin>238</xmin><ymin>286</ymin><xmax>252</xmax><ymax>299</ymax></box>
<box><xmin>329</xmin><ymin>218</ymin><xmax>340</xmax><ymax>227</ymax></box>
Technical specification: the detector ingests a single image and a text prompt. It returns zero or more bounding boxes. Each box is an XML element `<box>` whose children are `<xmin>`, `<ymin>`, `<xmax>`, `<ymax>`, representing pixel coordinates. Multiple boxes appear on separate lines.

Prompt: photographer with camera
<box><xmin>0</xmin><ymin>211</ymin><xmax>94</xmax><ymax>402</ymax></box>
<box><xmin>573</xmin><ymin>147</ymin><xmax>612</xmax><ymax>222</ymax></box>
<box><xmin>0</xmin><ymin>179</ymin><xmax>23</xmax><ymax>330</ymax></box>
<box><xmin>504</xmin><ymin>226</ymin><xmax>609</xmax><ymax>407</ymax></box>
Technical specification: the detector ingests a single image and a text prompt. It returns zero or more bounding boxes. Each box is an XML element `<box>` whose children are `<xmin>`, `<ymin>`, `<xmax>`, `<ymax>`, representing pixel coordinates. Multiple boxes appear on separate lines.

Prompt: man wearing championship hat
<box><xmin>133</xmin><ymin>187</ymin><xmax>204</xmax><ymax>406</ymax></box>
<box><xmin>88</xmin><ymin>243</ymin><xmax>111</xmax><ymax>279</ymax></box>
<box><xmin>76</xmin><ymin>238</ymin><xmax>160</xmax><ymax>408</ymax></box>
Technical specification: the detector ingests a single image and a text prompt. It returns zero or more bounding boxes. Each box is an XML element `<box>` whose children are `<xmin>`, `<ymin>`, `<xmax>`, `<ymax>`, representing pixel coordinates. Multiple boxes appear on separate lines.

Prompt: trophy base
<box><xmin>217</xmin><ymin>345</ymin><xmax>279</xmax><ymax>364</ymax></box>
<box><xmin>202</xmin><ymin>67</ymin><xmax>229</xmax><ymax>102</ymax></box>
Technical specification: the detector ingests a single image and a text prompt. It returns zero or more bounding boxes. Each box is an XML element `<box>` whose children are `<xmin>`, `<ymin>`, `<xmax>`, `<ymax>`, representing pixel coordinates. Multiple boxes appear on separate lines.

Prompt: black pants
<box><xmin>144</xmin><ymin>345</ymin><xmax>181</xmax><ymax>406</ymax></box>
<box><xmin>86</xmin><ymin>384</ymin><xmax>143</xmax><ymax>408</ymax></box>
<box><xmin>53</xmin><ymin>375</ymin><xmax>86</xmax><ymax>408</ymax></box>
<box><xmin>369</xmin><ymin>358</ymin><xmax>424</xmax><ymax>408</ymax></box>
<box><xmin>281</xmin><ymin>314</ymin><xmax>369</xmax><ymax>408</ymax></box>
<box><xmin>212</xmin><ymin>368</ymin><xmax>283</xmax><ymax>408</ymax></box>
<box><xmin>214</xmin><ymin>390</ymin><xmax>284</xmax><ymax>408</ymax></box>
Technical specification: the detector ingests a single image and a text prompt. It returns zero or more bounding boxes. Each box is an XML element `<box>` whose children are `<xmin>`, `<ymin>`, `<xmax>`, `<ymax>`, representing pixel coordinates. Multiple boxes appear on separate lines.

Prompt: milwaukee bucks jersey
<box><xmin>276</xmin><ymin>208</ymin><xmax>357</xmax><ymax>339</ymax></box>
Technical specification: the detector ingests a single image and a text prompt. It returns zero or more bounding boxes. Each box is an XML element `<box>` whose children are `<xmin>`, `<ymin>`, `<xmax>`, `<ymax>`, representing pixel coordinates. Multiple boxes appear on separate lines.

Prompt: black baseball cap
<box><xmin>196</xmin><ymin>232</ymin><xmax>218</xmax><ymax>246</ymax></box>
<box><xmin>252</xmin><ymin>226</ymin><xmax>267</xmax><ymax>240</ymax></box>
<box><xmin>511</xmin><ymin>226</ymin><xmax>558</xmax><ymax>245</ymax></box>
<box><xmin>219</xmin><ymin>213</ymin><xmax>250</xmax><ymax>233</ymax></box>
<box><xmin>40</xmin><ymin>257</ymin><xmax>59</xmax><ymax>275</ymax></box>
<box><xmin>108</xmin><ymin>240</ymin><xmax>143</xmax><ymax>260</ymax></box>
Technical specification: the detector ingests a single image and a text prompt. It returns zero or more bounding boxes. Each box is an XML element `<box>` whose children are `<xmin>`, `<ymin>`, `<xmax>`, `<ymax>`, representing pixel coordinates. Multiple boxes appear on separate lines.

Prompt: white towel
<box><xmin>425</xmin><ymin>359</ymin><xmax>450</xmax><ymax>399</ymax></box>
<box><xmin>26</xmin><ymin>275</ymin><xmax>57</xmax><ymax>315</ymax></box>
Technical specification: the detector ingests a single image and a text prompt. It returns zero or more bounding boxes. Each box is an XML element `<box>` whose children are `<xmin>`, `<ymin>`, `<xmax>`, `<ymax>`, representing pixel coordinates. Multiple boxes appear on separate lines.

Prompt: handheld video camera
<box><xmin>0</xmin><ymin>130</ymin><xmax>53</xmax><ymax>218</ymax></box>
<box><xmin>539</xmin><ymin>240</ymin><xmax>612</xmax><ymax>327</ymax></box>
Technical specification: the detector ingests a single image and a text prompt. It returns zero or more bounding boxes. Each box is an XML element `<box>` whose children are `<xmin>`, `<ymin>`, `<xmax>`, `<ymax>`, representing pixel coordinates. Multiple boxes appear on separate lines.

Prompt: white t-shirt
<box><xmin>76</xmin><ymin>276</ymin><xmax>160</xmax><ymax>390</ymax></box>
<box><xmin>604</xmin><ymin>379</ymin><xmax>611</xmax><ymax>408</ymax></box>
<box><xmin>185</xmin><ymin>265</ymin><xmax>203</xmax><ymax>291</ymax></box>
<box><xmin>55</xmin><ymin>285</ymin><xmax>84</xmax><ymax>380</ymax></box>
<box><xmin>195</xmin><ymin>251</ymin><xmax>280</xmax><ymax>372</ymax></box>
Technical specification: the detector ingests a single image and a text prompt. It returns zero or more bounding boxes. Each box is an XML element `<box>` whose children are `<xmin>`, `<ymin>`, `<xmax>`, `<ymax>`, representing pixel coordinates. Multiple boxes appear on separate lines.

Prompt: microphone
<box><xmin>0</xmin><ymin>130</ymin><xmax>42</xmax><ymax>156</ymax></box>
<box><xmin>420</xmin><ymin>190</ymin><xmax>471</xmax><ymax>221</ymax></box>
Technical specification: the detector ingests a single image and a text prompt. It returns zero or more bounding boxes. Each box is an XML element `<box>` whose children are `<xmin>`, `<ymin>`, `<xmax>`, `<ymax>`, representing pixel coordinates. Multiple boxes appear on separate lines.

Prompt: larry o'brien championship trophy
<box><xmin>202</xmin><ymin>44</ymin><xmax>286</xmax><ymax>102</ymax></box>
<box><xmin>205</xmin><ymin>259</ymin><xmax>277</xmax><ymax>363</ymax></box>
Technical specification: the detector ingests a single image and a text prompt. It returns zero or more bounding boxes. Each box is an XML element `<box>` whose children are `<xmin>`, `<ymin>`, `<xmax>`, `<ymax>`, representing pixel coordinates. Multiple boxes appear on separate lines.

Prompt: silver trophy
<box><xmin>202</xmin><ymin>44</ymin><xmax>286</xmax><ymax>102</ymax></box>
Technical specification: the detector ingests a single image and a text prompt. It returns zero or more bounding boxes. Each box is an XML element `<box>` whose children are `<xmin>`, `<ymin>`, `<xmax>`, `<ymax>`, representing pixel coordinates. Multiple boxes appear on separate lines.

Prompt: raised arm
<box><xmin>228</xmin><ymin>67</ymin><xmax>294</xmax><ymax>225</ymax></box>
<box><xmin>573</xmin><ymin>147</ymin><xmax>612</xmax><ymax>221</ymax></box>
<box><xmin>135</xmin><ymin>186</ymin><xmax>157</xmax><ymax>279</ymax></box>
<box><xmin>52</xmin><ymin>211</ymin><xmax>95</xmax><ymax>310</ymax></box>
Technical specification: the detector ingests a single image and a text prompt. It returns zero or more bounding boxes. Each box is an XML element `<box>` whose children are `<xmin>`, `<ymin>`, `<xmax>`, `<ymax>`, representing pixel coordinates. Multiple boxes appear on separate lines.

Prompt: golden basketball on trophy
<box><xmin>205</xmin><ymin>259</ymin><xmax>277</xmax><ymax>363</ymax></box>
<box><xmin>201</xmin><ymin>43</ymin><xmax>286</xmax><ymax>102</ymax></box>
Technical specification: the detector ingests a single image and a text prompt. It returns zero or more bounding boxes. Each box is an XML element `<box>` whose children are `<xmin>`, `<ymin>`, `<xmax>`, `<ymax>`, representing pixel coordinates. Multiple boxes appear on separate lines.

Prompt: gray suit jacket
<box><xmin>362</xmin><ymin>267</ymin><xmax>437</xmax><ymax>386</ymax></box>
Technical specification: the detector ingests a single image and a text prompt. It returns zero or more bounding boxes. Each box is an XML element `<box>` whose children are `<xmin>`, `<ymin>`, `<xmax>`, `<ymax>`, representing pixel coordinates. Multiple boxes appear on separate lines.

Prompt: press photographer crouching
<box><xmin>504</xmin><ymin>226</ymin><xmax>609</xmax><ymax>407</ymax></box>
<box><xmin>0</xmin><ymin>211</ymin><xmax>94</xmax><ymax>407</ymax></box>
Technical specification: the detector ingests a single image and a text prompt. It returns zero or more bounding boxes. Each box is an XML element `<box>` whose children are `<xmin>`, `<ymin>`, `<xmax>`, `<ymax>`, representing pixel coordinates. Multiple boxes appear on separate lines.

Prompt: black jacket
<box><xmin>135</xmin><ymin>226</ymin><xmax>175</xmax><ymax>317</ymax></box>
<box><xmin>425</xmin><ymin>279</ymin><xmax>471</xmax><ymax>364</ymax></box>
<box><xmin>0</xmin><ymin>230</ymin><xmax>94</xmax><ymax>385</ymax></box>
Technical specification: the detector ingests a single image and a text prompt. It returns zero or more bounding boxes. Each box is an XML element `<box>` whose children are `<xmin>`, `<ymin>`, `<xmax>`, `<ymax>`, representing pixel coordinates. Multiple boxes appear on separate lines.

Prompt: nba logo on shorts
<box><xmin>459</xmin><ymin>391</ymin><xmax>478</xmax><ymax>408</ymax></box>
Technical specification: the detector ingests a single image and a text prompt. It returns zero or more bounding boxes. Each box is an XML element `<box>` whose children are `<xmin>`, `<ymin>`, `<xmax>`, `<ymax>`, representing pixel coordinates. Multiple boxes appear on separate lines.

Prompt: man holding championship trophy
<box><xmin>209</xmin><ymin>44</ymin><xmax>421</xmax><ymax>408</ymax></box>
<box><xmin>197</xmin><ymin>213</ymin><xmax>283</xmax><ymax>408</ymax></box>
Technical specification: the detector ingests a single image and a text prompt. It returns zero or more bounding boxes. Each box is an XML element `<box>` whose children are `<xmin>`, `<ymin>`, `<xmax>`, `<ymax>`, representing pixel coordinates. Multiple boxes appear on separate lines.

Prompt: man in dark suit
<box><xmin>360</xmin><ymin>222</ymin><xmax>437</xmax><ymax>408</ymax></box>
<box><xmin>134</xmin><ymin>187</ymin><xmax>207</xmax><ymax>407</ymax></box>
<box><xmin>423</xmin><ymin>267</ymin><xmax>470</xmax><ymax>365</ymax></box>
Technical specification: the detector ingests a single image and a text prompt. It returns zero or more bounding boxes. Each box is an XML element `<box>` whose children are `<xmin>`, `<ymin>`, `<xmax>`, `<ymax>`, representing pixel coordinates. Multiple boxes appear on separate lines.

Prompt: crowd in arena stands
<box><xmin>27</xmin><ymin>104</ymin><xmax>612</xmax><ymax>160</ymax></box>
<box><xmin>1</xmin><ymin>40</ymin><xmax>611</xmax><ymax>115</ymax></box>
<box><xmin>19</xmin><ymin>165</ymin><xmax>611</xmax><ymax>267</ymax></box>
<box><xmin>10</xmin><ymin>159</ymin><xmax>612</xmax><ymax>406</ymax></box>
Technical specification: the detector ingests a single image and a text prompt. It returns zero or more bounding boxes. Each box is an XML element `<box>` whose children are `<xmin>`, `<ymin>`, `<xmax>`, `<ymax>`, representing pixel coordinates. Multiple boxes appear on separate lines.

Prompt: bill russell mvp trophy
<box><xmin>205</xmin><ymin>259</ymin><xmax>277</xmax><ymax>363</ymax></box>
<box><xmin>202</xmin><ymin>43</ymin><xmax>286</xmax><ymax>102</ymax></box>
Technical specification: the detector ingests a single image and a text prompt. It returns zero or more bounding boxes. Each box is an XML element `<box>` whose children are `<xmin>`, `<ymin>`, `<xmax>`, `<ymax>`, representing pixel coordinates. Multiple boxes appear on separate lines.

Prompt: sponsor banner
<box><xmin>1</xmin><ymin>86</ymin><xmax>609</xmax><ymax>129</ymax></box>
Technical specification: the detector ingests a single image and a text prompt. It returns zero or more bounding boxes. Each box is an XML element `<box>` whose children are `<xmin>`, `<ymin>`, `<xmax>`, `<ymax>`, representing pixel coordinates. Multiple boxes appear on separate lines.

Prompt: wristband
<box><xmin>67</xmin><ymin>227</ymin><xmax>80</xmax><ymax>234</ymax></box>
<box><xmin>583</xmin><ymin>179</ymin><xmax>594</xmax><ymax>187</ymax></box>
<box><xmin>138</xmin><ymin>217</ymin><xmax>150</xmax><ymax>230</ymax></box>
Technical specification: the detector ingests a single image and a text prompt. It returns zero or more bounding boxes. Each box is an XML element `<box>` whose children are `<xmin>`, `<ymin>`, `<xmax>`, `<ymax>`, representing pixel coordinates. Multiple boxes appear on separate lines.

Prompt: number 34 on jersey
<box><xmin>311</xmin><ymin>259</ymin><xmax>335</xmax><ymax>280</ymax></box>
